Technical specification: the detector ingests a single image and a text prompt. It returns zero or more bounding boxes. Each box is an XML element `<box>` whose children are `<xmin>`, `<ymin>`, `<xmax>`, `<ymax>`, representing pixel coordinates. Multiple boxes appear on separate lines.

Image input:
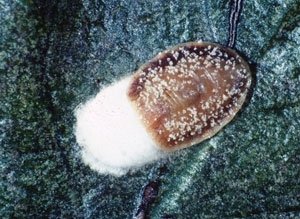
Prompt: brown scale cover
<box><xmin>128</xmin><ymin>42</ymin><xmax>252</xmax><ymax>151</ymax></box>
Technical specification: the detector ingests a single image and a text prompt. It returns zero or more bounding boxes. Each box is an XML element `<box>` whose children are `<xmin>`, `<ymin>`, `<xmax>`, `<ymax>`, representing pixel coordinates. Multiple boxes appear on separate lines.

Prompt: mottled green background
<box><xmin>1</xmin><ymin>0</ymin><xmax>300</xmax><ymax>218</ymax></box>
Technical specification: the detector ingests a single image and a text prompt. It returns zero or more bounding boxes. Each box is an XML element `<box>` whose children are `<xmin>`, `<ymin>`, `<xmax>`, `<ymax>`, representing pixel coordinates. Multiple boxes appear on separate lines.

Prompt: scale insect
<box><xmin>75</xmin><ymin>41</ymin><xmax>251</xmax><ymax>176</ymax></box>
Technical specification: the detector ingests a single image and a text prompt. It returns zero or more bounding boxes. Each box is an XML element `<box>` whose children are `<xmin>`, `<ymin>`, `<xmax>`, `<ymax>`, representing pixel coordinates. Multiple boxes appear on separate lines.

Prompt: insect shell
<box><xmin>128</xmin><ymin>42</ymin><xmax>252</xmax><ymax>151</ymax></box>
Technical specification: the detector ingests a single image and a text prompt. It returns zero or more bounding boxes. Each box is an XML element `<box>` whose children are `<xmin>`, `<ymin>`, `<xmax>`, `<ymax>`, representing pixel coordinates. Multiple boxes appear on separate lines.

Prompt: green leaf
<box><xmin>1</xmin><ymin>0</ymin><xmax>300</xmax><ymax>218</ymax></box>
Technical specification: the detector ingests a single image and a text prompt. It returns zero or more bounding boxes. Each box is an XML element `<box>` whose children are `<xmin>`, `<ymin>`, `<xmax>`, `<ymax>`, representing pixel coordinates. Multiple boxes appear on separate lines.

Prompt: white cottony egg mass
<box><xmin>75</xmin><ymin>77</ymin><xmax>168</xmax><ymax>176</ymax></box>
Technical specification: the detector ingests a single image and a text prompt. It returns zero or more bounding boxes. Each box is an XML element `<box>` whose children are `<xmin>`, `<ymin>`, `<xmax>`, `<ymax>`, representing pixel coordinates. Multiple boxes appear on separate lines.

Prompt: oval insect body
<box><xmin>128</xmin><ymin>42</ymin><xmax>252</xmax><ymax>151</ymax></box>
